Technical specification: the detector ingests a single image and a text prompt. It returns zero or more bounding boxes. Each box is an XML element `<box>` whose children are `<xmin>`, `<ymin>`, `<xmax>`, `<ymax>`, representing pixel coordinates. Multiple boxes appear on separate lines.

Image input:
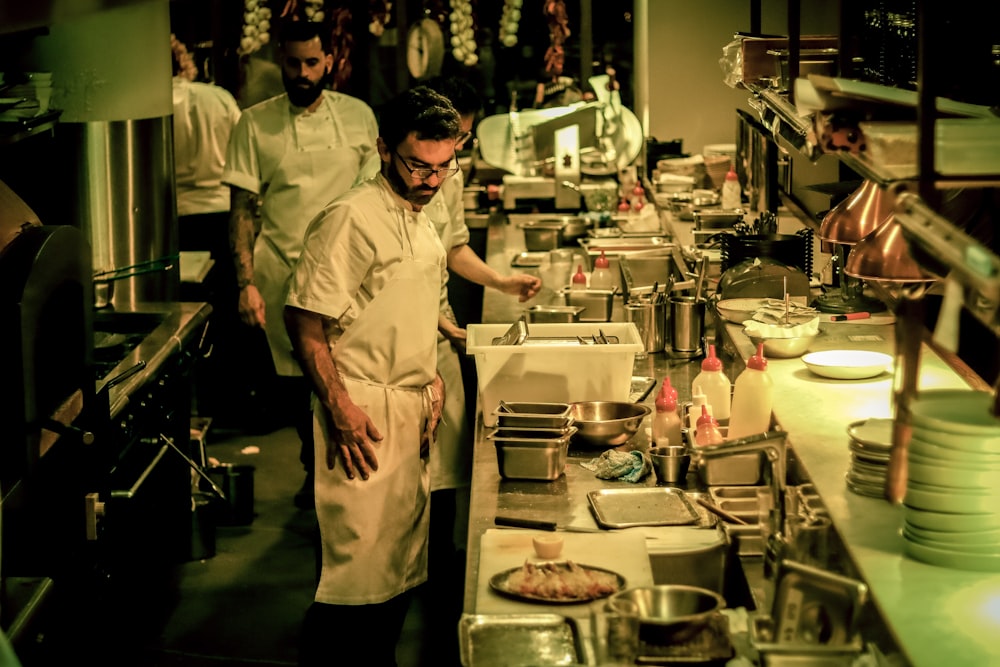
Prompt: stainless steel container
<box><xmin>698</xmin><ymin>452</ymin><xmax>764</xmax><ymax>486</ymax></box>
<box><xmin>557</xmin><ymin>288</ymin><xmax>616</xmax><ymax>322</ymax></box>
<box><xmin>493</xmin><ymin>402</ymin><xmax>573</xmax><ymax>429</ymax></box>
<box><xmin>525</xmin><ymin>305</ymin><xmax>585</xmax><ymax>323</ymax></box>
<box><xmin>492</xmin><ymin>442</ymin><xmax>570</xmax><ymax>480</ymax></box>
<box><xmin>520</xmin><ymin>220</ymin><xmax>565</xmax><ymax>251</ymax></box>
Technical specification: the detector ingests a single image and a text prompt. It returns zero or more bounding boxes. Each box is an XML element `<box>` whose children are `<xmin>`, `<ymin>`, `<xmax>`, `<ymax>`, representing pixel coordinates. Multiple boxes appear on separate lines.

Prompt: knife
<box><xmin>494</xmin><ymin>515</ymin><xmax>603</xmax><ymax>533</ymax></box>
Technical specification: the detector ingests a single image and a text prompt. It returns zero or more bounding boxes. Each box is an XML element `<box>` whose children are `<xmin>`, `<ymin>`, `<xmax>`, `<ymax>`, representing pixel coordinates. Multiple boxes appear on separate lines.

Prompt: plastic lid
<box><xmin>655</xmin><ymin>377</ymin><xmax>678</xmax><ymax>411</ymax></box>
<box><xmin>697</xmin><ymin>404</ymin><xmax>718</xmax><ymax>427</ymax></box>
<box><xmin>701</xmin><ymin>343</ymin><xmax>722</xmax><ymax>372</ymax></box>
<box><xmin>746</xmin><ymin>342</ymin><xmax>769</xmax><ymax>371</ymax></box>
<box><xmin>572</xmin><ymin>264</ymin><xmax>587</xmax><ymax>285</ymax></box>
<box><xmin>595</xmin><ymin>250</ymin><xmax>610</xmax><ymax>269</ymax></box>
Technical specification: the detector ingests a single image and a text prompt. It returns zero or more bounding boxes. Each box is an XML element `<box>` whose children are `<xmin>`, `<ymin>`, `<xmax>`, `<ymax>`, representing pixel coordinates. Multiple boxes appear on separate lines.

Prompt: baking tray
<box><xmin>510</xmin><ymin>251</ymin><xmax>548</xmax><ymax>268</ymax></box>
<box><xmin>459</xmin><ymin>613</ymin><xmax>590</xmax><ymax>666</ymax></box>
<box><xmin>587</xmin><ymin>488</ymin><xmax>700</xmax><ymax>528</ymax></box>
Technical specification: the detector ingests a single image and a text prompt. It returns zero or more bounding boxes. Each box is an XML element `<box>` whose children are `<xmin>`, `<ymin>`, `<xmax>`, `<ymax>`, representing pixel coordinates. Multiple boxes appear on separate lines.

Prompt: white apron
<box><xmin>432</xmin><ymin>334</ymin><xmax>470</xmax><ymax>491</ymax></box>
<box><xmin>255</xmin><ymin>97</ymin><xmax>359</xmax><ymax>376</ymax></box>
<box><xmin>313</xmin><ymin>224</ymin><xmax>441</xmax><ymax>605</ymax></box>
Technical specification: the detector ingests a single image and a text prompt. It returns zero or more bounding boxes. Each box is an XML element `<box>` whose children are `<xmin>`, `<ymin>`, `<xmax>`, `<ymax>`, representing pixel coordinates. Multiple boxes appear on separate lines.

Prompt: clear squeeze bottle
<box><xmin>652</xmin><ymin>377</ymin><xmax>683</xmax><ymax>448</ymax></box>
<box><xmin>692</xmin><ymin>344</ymin><xmax>731</xmax><ymax>422</ymax></box>
<box><xmin>571</xmin><ymin>264</ymin><xmax>588</xmax><ymax>291</ymax></box>
<box><xmin>687</xmin><ymin>385</ymin><xmax>712</xmax><ymax>430</ymax></box>
<box><xmin>727</xmin><ymin>342</ymin><xmax>774</xmax><ymax>440</ymax></box>
<box><xmin>694</xmin><ymin>404</ymin><xmax>725</xmax><ymax>446</ymax></box>
<box><xmin>589</xmin><ymin>250</ymin><xmax>614</xmax><ymax>290</ymax></box>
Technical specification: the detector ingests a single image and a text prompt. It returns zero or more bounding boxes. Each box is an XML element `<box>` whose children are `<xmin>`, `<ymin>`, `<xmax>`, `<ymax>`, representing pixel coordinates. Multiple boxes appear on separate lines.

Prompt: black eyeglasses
<box><xmin>393</xmin><ymin>149</ymin><xmax>460</xmax><ymax>181</ymax></box>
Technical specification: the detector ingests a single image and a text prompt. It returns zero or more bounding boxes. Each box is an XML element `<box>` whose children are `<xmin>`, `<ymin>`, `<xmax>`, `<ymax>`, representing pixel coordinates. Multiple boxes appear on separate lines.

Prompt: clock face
<box><xmin>407</xmin><ymin>18</ymin><xmax>444</xmax><ymax>80</ymax></box>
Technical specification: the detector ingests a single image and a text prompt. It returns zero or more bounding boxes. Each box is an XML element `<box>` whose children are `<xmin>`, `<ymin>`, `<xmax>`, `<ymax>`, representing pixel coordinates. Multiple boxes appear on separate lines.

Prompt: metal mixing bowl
<box><xmin>611</xmin><ymin>585</ymin><xmax>726</xmax><ymax>644</ymax></box>
<box><xmin>743</xmin><ymin>327</ymin><xmax>820</xmax><ymax>359</ymax></box>
<box><xmin>569</xmin><ymin>401</ymin><xmax>651</xmax><ymax>447</ymax></box>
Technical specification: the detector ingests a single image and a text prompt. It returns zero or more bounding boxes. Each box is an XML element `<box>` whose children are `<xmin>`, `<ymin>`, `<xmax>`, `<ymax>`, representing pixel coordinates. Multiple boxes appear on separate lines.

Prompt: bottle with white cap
<box><xmin>691</xmin><ymin>344</ymin><xmax>731</xmax><ymax>422</ymax></box>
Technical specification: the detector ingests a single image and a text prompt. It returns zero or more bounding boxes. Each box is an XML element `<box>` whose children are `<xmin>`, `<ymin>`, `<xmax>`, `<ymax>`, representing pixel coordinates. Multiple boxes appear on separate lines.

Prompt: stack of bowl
<box><xmin>487</xmin><ymin>402</ymin><xmax>576</xmax><ymax>481</ymax></box>
<box><xmin>845</xmin><ymin>418</ymin><xmax>893</xmax><ymax>498</ymax></box>
<box><xmin>901</xmin><ymin>389</ymin><xmax>1000</xmax><ymax>572</ymax></box>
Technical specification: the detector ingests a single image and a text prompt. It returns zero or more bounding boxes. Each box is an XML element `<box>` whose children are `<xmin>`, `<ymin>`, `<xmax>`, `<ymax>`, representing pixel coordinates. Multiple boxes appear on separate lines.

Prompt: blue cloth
<box><xmin>580</xmin><ymin>449</ymin><xmax>653</xmax><ymax>483</ymax></box>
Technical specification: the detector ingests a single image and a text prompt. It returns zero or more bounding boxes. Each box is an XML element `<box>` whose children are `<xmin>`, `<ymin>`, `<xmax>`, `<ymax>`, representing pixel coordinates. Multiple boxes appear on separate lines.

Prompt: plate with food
<box><xmin>489</xmin><ymin>560</ymin><xmax>626</xmax><ymax>604</ymax></box>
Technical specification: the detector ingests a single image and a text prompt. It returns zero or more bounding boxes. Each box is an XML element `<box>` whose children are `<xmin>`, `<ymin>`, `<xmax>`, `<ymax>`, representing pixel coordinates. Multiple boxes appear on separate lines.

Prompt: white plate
<box><xmin>801</xmin><ymin>350</ymin><xmax>893</xmax><ymax>380</ymax></box>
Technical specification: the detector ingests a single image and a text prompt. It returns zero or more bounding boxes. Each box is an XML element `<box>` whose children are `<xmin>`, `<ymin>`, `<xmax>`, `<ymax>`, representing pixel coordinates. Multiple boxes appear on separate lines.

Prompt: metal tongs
<box><xmin>93</xmin><ymin>254</ymin><xmax>179</xmax><ymax>282</ymax></box>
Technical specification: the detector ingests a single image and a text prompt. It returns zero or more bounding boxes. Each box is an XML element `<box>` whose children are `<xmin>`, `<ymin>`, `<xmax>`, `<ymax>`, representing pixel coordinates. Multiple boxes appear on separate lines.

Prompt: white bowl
<box><xmin>907</xmin><ymin>459</ymin><xmax>1000</xmax><ymax>490</ymax></box>
<box><xmin>903</xmin><ymin>538</ymin><xmax>1000</xmax><ymax>572</ymax></box>
<box><xmin>909</xmin><ymin>389</ymin><xmax>1000</xmax><ymax>442</ymax></box>
<box><xmin>715</xmin><ymin>298</ymin><xmax>767</xmax><ymax>324</ymax></box>
<box><xmin>800</xmin><ymin>350</ymin><xmax>893</xmax><ymax>380</ymax></box>
<box><xmin>908</xmin><ymin>435</ymin><xmax>1000</xmax><ymax>466</ymax></box>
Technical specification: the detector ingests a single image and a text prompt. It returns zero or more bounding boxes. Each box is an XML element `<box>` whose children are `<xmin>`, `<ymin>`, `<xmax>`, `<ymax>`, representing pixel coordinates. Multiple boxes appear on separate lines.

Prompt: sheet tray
<box><xmin>459</xmin><ymin>614</ymin><xmax>590</xmax><ymax>666</ymax></box>
<box><xmin>588</xmin><ymin>488</ymin><xmax>700</xmax><ymax>529</ymax></box>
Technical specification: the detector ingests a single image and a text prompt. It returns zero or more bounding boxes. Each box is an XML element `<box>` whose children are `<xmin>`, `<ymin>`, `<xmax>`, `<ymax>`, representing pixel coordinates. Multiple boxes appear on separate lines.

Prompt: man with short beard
<box><xmin>223</xmin><ymin>19</ymin><xmax>378</xmax><ymax>510</ymax></box>
<box><xmin>284</xmin><ymin>86</ymin><xmax>460</xmax><ymax>667</ymax></box>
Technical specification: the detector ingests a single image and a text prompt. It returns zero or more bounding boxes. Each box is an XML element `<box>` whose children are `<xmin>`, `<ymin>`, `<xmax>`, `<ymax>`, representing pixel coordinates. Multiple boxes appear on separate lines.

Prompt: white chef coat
<box><xmin>287</xmin><ymin>176</ymin><xmax>449</xmax><ymax>604</ymax></box>
<box><xmin>172</xmin><ymin>77</ymin><xmax>242</xmax><ymax>216</ymax></box>
<box><xmin>423</xmin><ymin>171</ymin><xmax>473</xmax><ymax>492</ymax></box>
<box><xmin>223</xmin><ymin>90</ymin><xmax>379</xmax><ymax>375</ymax></box>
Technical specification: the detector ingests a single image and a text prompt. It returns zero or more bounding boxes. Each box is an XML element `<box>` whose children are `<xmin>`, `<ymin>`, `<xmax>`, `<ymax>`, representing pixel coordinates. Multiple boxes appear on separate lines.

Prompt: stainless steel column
<box><xmin>33</xmin><ymin>0</ymin><xmax>177</xmax><ymax>308</ymax></box>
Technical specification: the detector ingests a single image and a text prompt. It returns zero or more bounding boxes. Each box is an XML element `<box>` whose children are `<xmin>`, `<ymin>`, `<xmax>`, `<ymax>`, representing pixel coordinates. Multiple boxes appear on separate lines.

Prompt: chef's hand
<box><xmin>500</xmin><ymin>273</ymin><xmax>542</xmax><ymax>302</ymax></box>
<box><xmin>421</xmin><ymin>373</ymin><xmax>446</xmax><ymax>457</ymax></box>
<box><xmin>238</xmin><ymin>284</ymin><xmax>267</xmax><ymax>329</ymax></box>
<box><xmin>323</xmin><ymin>401</ymin><xmax>382</xmax><ymax>481</ymax></box>
<box><xmin>440</xmin><ymin>321</ymin><xmax>468</xmax><ymax>354</ymax></box>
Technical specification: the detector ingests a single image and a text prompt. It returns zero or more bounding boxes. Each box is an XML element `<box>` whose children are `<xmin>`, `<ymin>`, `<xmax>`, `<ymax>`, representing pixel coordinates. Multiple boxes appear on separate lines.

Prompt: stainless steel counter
<box><xmin>463</xmin><ymin>209</ymin><xmax>1000</xmax><ymax>667</ymax></box>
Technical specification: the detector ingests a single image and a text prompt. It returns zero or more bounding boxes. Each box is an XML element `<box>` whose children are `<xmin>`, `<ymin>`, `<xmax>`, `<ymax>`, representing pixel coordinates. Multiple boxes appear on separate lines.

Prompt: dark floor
<box><xmin>132</xmin><ymin>421</ymin><xmax>447</xmax><ymax>667</ymax></box>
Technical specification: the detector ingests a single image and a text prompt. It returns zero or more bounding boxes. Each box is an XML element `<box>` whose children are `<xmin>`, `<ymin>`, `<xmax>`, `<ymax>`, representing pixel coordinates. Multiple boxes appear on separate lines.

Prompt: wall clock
<box><xmin>406</xmin><ymin>18</ymin><xmax>444</xmax><ymax>81</ymax></box>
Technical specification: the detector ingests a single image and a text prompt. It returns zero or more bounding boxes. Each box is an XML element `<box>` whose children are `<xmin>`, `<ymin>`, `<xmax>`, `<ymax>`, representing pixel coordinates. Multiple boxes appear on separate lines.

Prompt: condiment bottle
<box><xmin>727</xmin><ymin>343</ymin><xmax>774</xmax><ymax>440</ymax></box>
<box><xmin>694</xmin><ymin>404</ymin><xmax>724</xmax><ymax>446</ymax></box>
<box><xmin>589</xmin><ymin>250</ymin><xmax>614</xmax><ymax>290</ymax></box>
<box><xmin>721</xmin><ymin>163</ymin><xmax>741</xmax><ymax>209</ymax></box>
<box><xmin>652</xmin><ymin>377</ymin><xmax>683</xmax><ymax>448</ymax></box>
<box><xmin>687</xmin><ymin>385</ymin><xmax>713</xmax><ymax>432</ymax></box>
<box><xmin>691</xmin><ymin>344</ymin><xmax>731</xmax><ymax>422</ymax></box>
<box><xmin>571</xmin><ymin>264</ymin><xmax>588</xmax><ymax>291</ymax></box>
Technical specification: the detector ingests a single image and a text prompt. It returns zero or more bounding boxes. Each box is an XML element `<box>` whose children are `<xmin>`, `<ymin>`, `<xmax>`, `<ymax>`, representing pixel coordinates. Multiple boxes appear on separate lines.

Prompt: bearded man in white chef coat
<box><xmin>223</xmin><ymin>19</ymin><xmax>379</xmax><ymax>510</ymax></box>
<box><xmin>284</xmin><ymin>86</ymin><xmax>459</xmax><ymax>667</ymax></box>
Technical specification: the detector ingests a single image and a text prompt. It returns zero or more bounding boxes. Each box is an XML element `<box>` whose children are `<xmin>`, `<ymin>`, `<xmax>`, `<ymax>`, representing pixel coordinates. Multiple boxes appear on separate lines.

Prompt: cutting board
<box><xmin>475</xmin><ymin>528</ymin><xmax>654</xmax><ymax>618</ymax></box>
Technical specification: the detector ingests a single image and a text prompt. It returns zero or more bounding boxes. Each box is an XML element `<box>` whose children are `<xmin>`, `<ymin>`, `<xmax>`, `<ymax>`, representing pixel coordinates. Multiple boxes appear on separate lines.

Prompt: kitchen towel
<box><xmin>580</xmin><ymin>449</ymin><xmax>652</xmax><ymax>483</ymax></box>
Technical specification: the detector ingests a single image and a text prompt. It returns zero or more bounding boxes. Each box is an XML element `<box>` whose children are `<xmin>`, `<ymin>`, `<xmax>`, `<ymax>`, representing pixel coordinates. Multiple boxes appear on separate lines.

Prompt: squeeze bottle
<box><xmin>695</xmin><ymin>405</ymin><xmax>725</xmax><ymax>446</ymax></box>
<box><xmin>726</xmin><ymin>343</ymin><xmax>774</xmax><ymax>440</ymax></box>
<box><xmin>652</xmin><ymin>377</ymin><xmax>683</xmax><ymax>448</ymax></box>
<box><xmin>721</xmin><ymin>163</ymin><xmax>741</xmax><ymax>209</ymax></box>
<box><xmin>687</xmin><ymin>385</ymin><xmax>713</xmax><ymax>432</ymax></box>
<box><xmin>571</xmin><ymin>264</ymin><xmax>588</xmax><ymax>291</ymax></box>
<box><xmin>589</xmin><ymin>250</ymin><xmax>614</xmax><ymax>290</ymax></box>
<box><xmin>692</xmin><ymin>344</ymin><xmax>731</xmax><ymax>422</ymax></box>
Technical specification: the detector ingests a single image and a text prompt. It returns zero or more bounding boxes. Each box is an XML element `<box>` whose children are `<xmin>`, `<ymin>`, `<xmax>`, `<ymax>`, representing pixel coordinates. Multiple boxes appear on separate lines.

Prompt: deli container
<box><xmin>467</xmin><ymin>322</ymin><xmax>643</xmax><ymax>427</ymax></box>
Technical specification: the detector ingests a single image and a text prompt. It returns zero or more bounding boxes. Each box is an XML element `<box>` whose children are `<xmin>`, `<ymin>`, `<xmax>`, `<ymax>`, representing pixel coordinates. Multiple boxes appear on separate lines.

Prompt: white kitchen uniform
<box><xmin>423</xmin><ymin>170</ymin><xmax>473</xmax><ymax>492</ymax></box>
<box><xmin>172</xmin><ymin>77</ymin><xmax>242</xmax><ymax>216</ymax></box>
<box><xmin>287</xmin><ymin>177</ymin><xmax>449</xmax><ymax>604</ymax></box>
<box><xmin>223</xmin><ymin>91</ymin><xmax>379</xmax><ymax>376</ymax></box>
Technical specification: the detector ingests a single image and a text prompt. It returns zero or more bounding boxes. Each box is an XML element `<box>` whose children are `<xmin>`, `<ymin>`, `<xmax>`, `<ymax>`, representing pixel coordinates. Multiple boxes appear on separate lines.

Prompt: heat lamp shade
<box><xmin>819</xmin><ymin>179</ymin><xmax>894</xmax><ymax>244</ymax></box>
<box><xmin>844</xmin><ymin>217</ymin><xmax>928</xmax><ymax>282</ymax></box>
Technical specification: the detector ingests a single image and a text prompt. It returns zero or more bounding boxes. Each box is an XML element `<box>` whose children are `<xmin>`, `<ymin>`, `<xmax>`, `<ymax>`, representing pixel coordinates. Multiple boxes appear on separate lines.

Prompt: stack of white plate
<box><xmin>845</xmin><ymin>417</ymin><xmax>893</xmax><ymax>498</ymax></box>
<box><xmin>901</xmin><ymin>389</ymin><xmax>1000</xmax><ymax>573</ymax></box>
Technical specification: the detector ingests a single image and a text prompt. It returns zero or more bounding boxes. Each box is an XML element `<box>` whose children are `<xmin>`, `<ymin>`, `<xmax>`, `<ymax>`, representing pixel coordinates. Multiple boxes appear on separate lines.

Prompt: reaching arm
<box><xmin>230</xmin><ymin>186</ymin><xmax>266</xmax><ymax>328</ymax></box>
<box><xmin>284</xmin><ymin>305</ymin><xmax>382</xmax><ymax>481</ymax></box>
<box><xmin>447</xmin><ymin>244</ymin><xmax>541</xmax><ymax>302</ymax></box>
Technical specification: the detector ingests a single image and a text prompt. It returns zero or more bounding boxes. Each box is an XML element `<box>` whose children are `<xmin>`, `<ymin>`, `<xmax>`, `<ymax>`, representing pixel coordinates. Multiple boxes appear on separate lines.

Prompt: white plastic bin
<box><xmin>467</xmin><ymin>322</ymin><xmax>643</xmax><ymax>426</ymax></box>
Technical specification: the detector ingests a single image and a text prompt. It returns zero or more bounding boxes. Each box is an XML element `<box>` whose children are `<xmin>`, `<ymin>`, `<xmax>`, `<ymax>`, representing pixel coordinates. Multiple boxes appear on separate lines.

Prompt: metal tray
<box><xmin>510</xmin><ymin>250</ymin><xmax>548</xmax><ymax>268</ymax></box>
<box><xmin>459</xmin><ymin>614</ymin><xmax>590</xmax><ymax>666</ymax></box>
<box><xmin>494</xmin><ymin>401</ymin><xmax>573</xmax><ymax>429</ymax></box>
<box><xmin>587</xmin><ymin>488</ymin><xmax>700</xmax><ymax>528</ymax></box>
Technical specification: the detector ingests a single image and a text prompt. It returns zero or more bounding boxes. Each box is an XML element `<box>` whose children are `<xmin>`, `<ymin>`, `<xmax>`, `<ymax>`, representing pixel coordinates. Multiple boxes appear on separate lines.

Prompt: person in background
<box><xmin>420</xmin><ymin>74</ymin><xmax>541</xmax><ymax>666</ymax></box>
<box><xmin>223</xmin><ymin>19</ymin><xmax>379</xmax><ymax>510</ymax></box>
<box><xmin>284</xmin><ymin>85</ymin><xmax>458</xmax><ymax>667</ymax></box>
<box><xmin>171</xmin><ymin>34</ymin><xmax>244</xmax><ymax>423</ymax></box>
